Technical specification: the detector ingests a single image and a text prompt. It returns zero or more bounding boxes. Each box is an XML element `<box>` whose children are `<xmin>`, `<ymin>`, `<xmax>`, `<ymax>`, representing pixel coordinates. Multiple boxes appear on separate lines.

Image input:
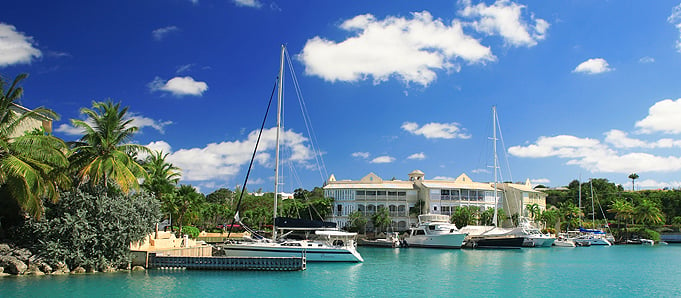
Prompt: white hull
<box><xmin>574</xmin><ymin>236</ymin><xmax>612</xmax><ymax>246</ymax></box>
<box><xmin>222</xmin><ymin>242</ymin><xmax>363</xmax><ymax>262</ymax></box>
<box><xmin>553</xmin><ymin>239</ymin><xmax>576</xmax><ymax>247</ymax></box>
<box><xmin>404</xmin><ymin>233</ymin><xmax>467</xmax><ymax>248</ymax></box>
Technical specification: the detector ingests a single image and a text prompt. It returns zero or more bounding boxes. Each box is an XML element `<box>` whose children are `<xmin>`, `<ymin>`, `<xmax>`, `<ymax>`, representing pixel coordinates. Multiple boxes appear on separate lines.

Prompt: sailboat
<box><xmin>569</xmin><ymin>179</ymin><xmax>612</xmax><ymax>246</ymax></box>
<box><xmin>220</xmin><ymin>45</ymin><xmax>363</xmax><ymax>262</ymax></box>
<box><xmin>459</xmin><ymin>106</ymin><xmax>525</xmax><ymax>249</ymax></box>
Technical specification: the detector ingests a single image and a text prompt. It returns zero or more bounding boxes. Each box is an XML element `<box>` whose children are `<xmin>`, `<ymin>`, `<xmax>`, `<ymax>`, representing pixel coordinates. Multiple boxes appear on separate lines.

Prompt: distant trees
<box><xmin>371</xmin><ymin>207</ymin><xmax>392</xmax><ymax>233</ymax></box>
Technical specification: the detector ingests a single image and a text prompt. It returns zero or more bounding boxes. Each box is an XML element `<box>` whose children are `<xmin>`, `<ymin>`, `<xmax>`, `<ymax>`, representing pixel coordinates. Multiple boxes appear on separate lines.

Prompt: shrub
<box><xmin>11</xmin><ymin>186</ymin><xmax>161</xmax><ymax>271</ymax></box>
<box><xmin>182</xmin><ymin>226</ymin><xmax>200</xmax><ymax>239</ymax></box>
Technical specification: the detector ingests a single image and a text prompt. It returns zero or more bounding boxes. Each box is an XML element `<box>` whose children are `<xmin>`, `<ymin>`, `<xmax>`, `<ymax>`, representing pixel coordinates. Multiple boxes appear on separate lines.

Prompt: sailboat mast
<box><xmin>492</xmin><ymin>106</ymin><xmax>499</xmax><ymax>227</ymax></box>
<box><xmin>578</xmin><ymin>177</ymin><xmax>582</xmax><ymax>227</ymax></box>
<box><xmin>273</xmin><ymin>44</ymin><xmax>285</xmax><ymax>241</ymax></box>
<box><xmin>590</xmin><ymin>179</ymin><xmax>595</xmax><ymax>225</ymax></box>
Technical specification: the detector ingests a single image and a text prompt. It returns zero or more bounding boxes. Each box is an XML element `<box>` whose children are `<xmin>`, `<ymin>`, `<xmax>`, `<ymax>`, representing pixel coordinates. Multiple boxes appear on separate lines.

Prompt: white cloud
<box><xmin>146</xmin><ymin>140</ymin><xmax>172</xmax><ymax>155</ymax></box>
<box><xmin>234</xmin><ymin>0</ymin><xmax>262</xmax><ymax>8</ymax></box>
<box><xmin>639</xmin><ymin>56</ymin><xmax>655</xmax><ymax>63</ymax></box>
<box><xmin>572</xmin><ymin>58</ymin><xmax>612</xmax><ymax>74</ymax></box>
<box><xmin>402</xmin><ymin>121</ymin><xmax>471</xmax><ymax>139</ymax></box>
<box><xmin>669</xmin><ymin>3</ymin><xmax>681</xmax><ymax>52</ymax></box>
<box><xmin>130</xmin><ymin>114</ymin><xmax>172</xmax><ymax>134</ymax></box>
<box><xmin>509</xmin><ymin>135</ymin><xmax>681</xmax><ymax>173</ymax></box>
<box><xmin>635</xmin><ymin>98</ymin><xmax>681</xmax><ymax>134</ymax></box>
<box><xmin>433</xmin><ymin>176</ymin><xmax>456</xmax><ymax>180</ymax></box>
<box><xmin>371</xmin><ymin>156</ymin><xmax>395</xmax><ymax>164</ymax></box>
<box><xmin>605</xmin><ymin>129</ymin><xmax>681</xmax><ymax>149</ymax></box>
<box><xmin>149</xmin><ymin>76</ymin><xmax>208</xmax><ymax>96</ymax></box>
<box><xmin>352</xmin><ymin>152</ymin><xmax>370</xmax><ymax>159</ymax></box>
<box><xmin>0</xmin><ymin>23</ymin><xmax>42</xmax><ymax>67</ymax></box>
<box><xmin>176</xmin><ymin>63</ymin><xmax>194</xmax><ymax>74</ymax></box>
<box><xmin>459</xmin><ymin>0</ymin><xmax>549</xmax><ymax>47</ymax></box>
<box><xmin>55</xmin><ymin>114</ymin><xmax>171</xmax><ymax>136</ymax></box>
<box><xmin>299</xmin><ymin>11</ymin><xmax>495</xmax><ymax>86</ymax></box>
<box><xmin>408</xmin><ymin>152</ymin><xmax>426</xmax><ymax>160</ymax></box>
<box><xmin>637</xmin><ymin>179</ymin><xmax>681</xmax><ymax>189</ymax></box>
<box><xmin>159</xmin><ymin>127</ymin><xmax>314</xmax><ymax>182</ymax></box>
<box><xmin>54</xmin><ymin>123</ymin><xmax>85</xmax><ymax>135</ymax></box>
<box><xmin>530</xmin><ymin>178</ymin><xmax>550</xmax><ymax>184</ymax></box>
<box><xmin>152</xmin><ymin>26</ymin><xmax>179</xmax><ymax>41</ymax></box>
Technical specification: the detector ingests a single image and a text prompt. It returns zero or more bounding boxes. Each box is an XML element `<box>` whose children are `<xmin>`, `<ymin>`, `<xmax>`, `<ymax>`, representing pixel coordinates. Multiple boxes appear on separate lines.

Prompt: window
<box><xmin>337</xmin><ymin>204</ymin><xmax>342</xmax><ymax>215</ymax></box>
<box><xmin>356</xmin><ymin>190</ymin><xmax>365</xmax><ymax>196</ymax></box>
<box><xmin>415</xmin><ymin>230</ymin><xmax>426</xmax><ymax>235</ymax></box>
<box><xmin>441</xmin><ymin>189</ymin><xmax>450</xmax><ymax>195</ymax></box>
<box><xmin>398</xmin><ymin>192</ymin><xmax>406</xmax><ymax>197</ymax></box>
<box><xmin>366</xmin><ymin>191</ymin><xmax>376</xmax><ymax>196</ymax></box>
<box><xmin>377</xmin><ymin>191</ymin><xmax>386</xmax><ymax>196</ymax></box>
<box><xmin>388</xmin><ymin>191</ymin><xmax>397</xmax><ymax>196</ymax></box>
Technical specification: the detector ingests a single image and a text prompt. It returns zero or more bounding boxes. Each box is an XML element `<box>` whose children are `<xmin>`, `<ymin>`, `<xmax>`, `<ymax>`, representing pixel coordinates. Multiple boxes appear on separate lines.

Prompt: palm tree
<box><xmin>141</xmin><ymin>151</ymin><xmax>181</xmax><ymax>201</ymax></box>
<box><xmin>371</xmin><ymin>206</ymin><xmax>392</xmax><ymax>234</ymax></box>
<box><xmin>525</xmin><ymin>203</ymin><xmax>540</xmax><ymax>220</ymax></box>
<box><xmin>628</xmin><ymin>173</ymin><xmax>639</xmax><ymax>191</ymax></box>
<box><xmin>69</xmin><ymin>100</ymin><xmax>150</xmax><ymax>193</ymax></box>
<box><xmin>559</xmin><ymin>202</ymin><xmax>582</xmax><ymax>232</ymax></box>
<box><xmin>634</xmin><ymin>199</ymin><xmax>665</xmax><ymax>227</ymax></box>
<box><xmin>608</xmin><ymin>199</ymin><xmax>634</xmax><ymax>241</ymax></box>
<box><xmin>0</xmin><ymin>73</ymin><xmax>70</xmax><ymax>219</ymax></box>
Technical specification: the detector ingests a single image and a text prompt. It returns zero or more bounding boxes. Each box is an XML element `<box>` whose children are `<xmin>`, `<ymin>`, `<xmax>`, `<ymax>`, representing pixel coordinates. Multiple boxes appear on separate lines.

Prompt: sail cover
<box><xmin>275</xmin><ymin>217</ymin><xmax>337</xmax><ymax>229</ymax></box>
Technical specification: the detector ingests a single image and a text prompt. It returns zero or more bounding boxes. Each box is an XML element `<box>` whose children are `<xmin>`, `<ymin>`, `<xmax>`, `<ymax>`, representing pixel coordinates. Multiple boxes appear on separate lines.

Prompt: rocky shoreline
<box><xmin>0</xmin><ymin>243</ymin><xmax>145</xmax><ymax>277</ymax></box>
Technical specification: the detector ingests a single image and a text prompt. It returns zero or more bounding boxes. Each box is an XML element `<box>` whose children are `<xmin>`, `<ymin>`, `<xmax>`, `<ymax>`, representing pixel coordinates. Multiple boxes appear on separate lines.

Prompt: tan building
<box><xmin>7</xmin><ymin>104</ymin><xmax>53</xmax><ymax>138</ymax></box>
<box><xmin>323</xmin><ymin>170</ymin><xmax>547</xmax><ymax>231</ymax></box>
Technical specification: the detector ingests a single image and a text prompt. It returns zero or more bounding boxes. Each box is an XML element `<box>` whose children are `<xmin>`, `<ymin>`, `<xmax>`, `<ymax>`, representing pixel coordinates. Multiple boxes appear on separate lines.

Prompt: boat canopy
<box><xmin>579</xmin><ymin>227</ymin><xmax>606</xmax><ymax>234</ymax></box>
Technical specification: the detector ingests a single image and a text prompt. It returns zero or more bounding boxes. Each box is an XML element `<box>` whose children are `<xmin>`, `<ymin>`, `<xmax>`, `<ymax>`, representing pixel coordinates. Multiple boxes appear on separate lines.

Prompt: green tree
<box><xmin>539</xmin><ymin>208</ymin><xmax>560</xmax><ymax>230</ymax></box>
<box><xmin>634</xmin><ymin>199</ymin><xmax>665</xmax><ymax>227</ymax></box>
<box><xmin>0</xmin><ymin>73</ymin><xmax>70</xmax><ymax>221</ymax></box>
<box><xmin>165</xmin><ymin>184</ymin><xmax>205</xmax><ymax>235</ymax></box>
<box><xmin>206</xmin><ymin>188</ymin><xmax>235</xmax><ymax>205</ymax></box>
<box><xmin>12</xmin><ymin>185</ymin><xmax>160</xmax><ymax>271</ymax></box>
<box><xmin>628</xmin><ymin>173</ymin><xmax>639</xmax><ymax>191</ymax></box>
<box><xmin>559</xmin><ymin>202</ymin><xmax>582</xmax><ymax>232</ymax></box>
<box><xmin>451</xmin><ymin>206</ymin><xmax>479</xmax><ymax>228</ymax></box>
<box><xmin>525</xmin><ymin>203</ymin><xmax>540</xmax><ymax>220</ymax></box>
<box><xmin>141</xmin><ymin>151</ymin><xmax>181</xmax><ymax>201</ymax></box>
<box><xmin>69</xmin><ymin>100</ymin><xmax>149</xmax><ymax>193</ymax></box>
<box><xmin>348</xmin><ymin>210</ymin><xmax>368</xmax><ymax>233</ymax></box>
<box><xmin>371</xmin><ymin>206</ymin><xmax>392</xmax><ymax>233</ymax></box>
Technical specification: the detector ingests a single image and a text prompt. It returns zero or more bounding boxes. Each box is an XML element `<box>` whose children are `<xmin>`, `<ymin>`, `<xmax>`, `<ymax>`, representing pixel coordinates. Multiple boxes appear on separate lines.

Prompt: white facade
<box><xmin>323</xmin><ymin>171</ymin><xmax>547</xmax><ymax>231</ymax></box>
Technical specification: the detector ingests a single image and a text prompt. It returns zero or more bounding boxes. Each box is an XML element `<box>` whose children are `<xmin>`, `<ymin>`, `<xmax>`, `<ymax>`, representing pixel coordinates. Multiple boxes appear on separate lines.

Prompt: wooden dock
<box><xmin>148</xmin><ymin>253</ymin><xmax>306</xmax><ymax>271</ymax></box>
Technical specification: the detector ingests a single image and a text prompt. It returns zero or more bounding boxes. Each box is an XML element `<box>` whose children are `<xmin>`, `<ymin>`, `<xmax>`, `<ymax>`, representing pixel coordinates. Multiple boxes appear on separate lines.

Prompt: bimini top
<box><xmin>315</xmin><ymin>230</ymin><xmax>358</xmax><ymax>237</ymax></box>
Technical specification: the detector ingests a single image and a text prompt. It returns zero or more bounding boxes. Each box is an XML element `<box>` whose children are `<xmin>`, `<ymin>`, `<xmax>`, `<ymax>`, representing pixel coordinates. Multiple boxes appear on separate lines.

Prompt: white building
<box><xmin>323</xmin><ymin>170</ymin><xmax>547</xmax><ymax>231</ymax></box>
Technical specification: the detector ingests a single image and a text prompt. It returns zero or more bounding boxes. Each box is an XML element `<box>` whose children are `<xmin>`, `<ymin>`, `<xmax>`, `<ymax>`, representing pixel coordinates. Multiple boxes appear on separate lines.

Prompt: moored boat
<box><xmin>358</xmin><ymin>232</ymin><xmax>401</xmax><ymax>248</ymax></box>
<box><xmin>403</xmin><ymin>214</ymin><xmax>467</xmax><ymax>248</ymax></box>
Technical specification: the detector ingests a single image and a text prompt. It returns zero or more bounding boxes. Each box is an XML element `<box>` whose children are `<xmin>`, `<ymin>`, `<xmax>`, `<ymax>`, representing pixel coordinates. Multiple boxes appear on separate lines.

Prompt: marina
<box><xmin>4</xmin><ymin>245</ymin><xmax>681</xmax><ymax>297</ymax></box>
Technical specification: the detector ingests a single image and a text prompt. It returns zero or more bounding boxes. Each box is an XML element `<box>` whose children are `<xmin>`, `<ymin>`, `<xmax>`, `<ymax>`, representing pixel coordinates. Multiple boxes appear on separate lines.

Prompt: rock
<box><xmin>102</xmin><ymin>266</ymin><xmax>117</xmax><ymax>273</ymax></box>
<box><xmin>131</xmin><ymin>266</ymin><xmax>145</xmax><ymax>272</ymax></box>
<box><xmin>26</xmin><ymin>264</ymin><xmax>45</xmax><ymax>276</ymax></box>
<box><xmin>11</xmin><ymin>248</ymin><xmax>32</xmax><ymax>262</ymax></box>
<box><xmin>0</xmin><ymin>244</ymin><xmax>10</xmax><ymax>255</ymax></box>
<box><xmin>72</xmin><ymin>266</ymin><xmax>86</xmax><ymax>274</ymax></box>
<box><xmin>0</xmin><ymin>256</ymin><xmax>28</xmax><ymax>275</ymax></box>
<box><xmin>51</xmin><ymin>262</ymin><xmax>69</xmax><ymax>275</ymax></box>
<box><xmin>38</xmin><ymin>262</ymin><xmax>53</xmax><ymax>274</ymax></box>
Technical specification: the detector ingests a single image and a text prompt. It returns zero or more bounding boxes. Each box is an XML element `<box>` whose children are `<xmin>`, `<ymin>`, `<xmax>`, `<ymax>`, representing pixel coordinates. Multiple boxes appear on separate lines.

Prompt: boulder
<box><xmin>72</xmin><ymin>266</ymin><xmax>86</xmax><ymax>274</ymax></box>
<box><xmin>131</xmin><ymin>266</ymin><xmax>145</xmax><ymax>272</ymax></box>
<box><xmin>25</xmin><ymin>264</ymin><xmax>45</xmax><ymax>276</ymax></box>
<box><xmin>38</xmin><ymin>262</ymin><xmax>53</xmax><ymax>274</ymax></box>
<box><xmin>0</xmin><ymin>243</ymin><xmax>10</xmax><ymax>255</ymax></box>
<box><xmin>0</xmin><ymin>255</ymin><xmax>27</xmax><ymax>275</ymax></box>
<box><xmin>51</xmin><ymin>262</ymin><xmax>69</xmax><ymax>275</ymax></box>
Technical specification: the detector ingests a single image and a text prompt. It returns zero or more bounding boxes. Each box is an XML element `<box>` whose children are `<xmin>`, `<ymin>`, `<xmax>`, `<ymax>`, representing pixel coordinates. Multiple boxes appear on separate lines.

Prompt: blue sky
<box><xmin>4</xmin><ymin>0</ymin><xmax>681</xmax><ymax>194</ymax></box>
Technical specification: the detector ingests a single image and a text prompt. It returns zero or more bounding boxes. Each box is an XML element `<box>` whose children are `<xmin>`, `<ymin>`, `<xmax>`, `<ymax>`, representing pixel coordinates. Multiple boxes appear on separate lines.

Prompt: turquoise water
<box><xmin>2</xmin><ymin>245</ymin><xmax>681</xmax><ymax>297</ymax></box>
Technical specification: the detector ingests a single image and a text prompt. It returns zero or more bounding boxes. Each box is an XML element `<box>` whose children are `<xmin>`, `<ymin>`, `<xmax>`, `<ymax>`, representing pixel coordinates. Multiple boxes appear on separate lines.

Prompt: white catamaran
<box><xmin>221</xmin><ymin>45</ymin><xmax>363</xmax><ymax>262</ymax></box>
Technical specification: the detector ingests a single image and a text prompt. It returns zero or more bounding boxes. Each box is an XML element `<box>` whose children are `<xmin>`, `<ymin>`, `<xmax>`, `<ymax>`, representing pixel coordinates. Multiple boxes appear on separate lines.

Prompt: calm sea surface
<box><xmin>2</xmin><ymin>245</ymin><xmax>681</xmax><ymax>297</ymax></box>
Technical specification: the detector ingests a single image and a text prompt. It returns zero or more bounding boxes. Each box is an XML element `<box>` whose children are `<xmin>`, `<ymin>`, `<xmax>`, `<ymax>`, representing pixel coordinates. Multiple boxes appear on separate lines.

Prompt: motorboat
<box><xmin>459</xmin><ymin>225</ymin><xmax>525</xmax><ymax>249</ymax></box>
<box><xmin>553</xmin><ymin>233</ymin><xmax>576</xmax><ymax>247</ymax></box>
<box><xmin>403</xmin><ymin>214</ymin><xmax>467</xmax><ymax>248</ymax></box>
<box><xmin>358</xmin><ymin>232</ymin><xmax>401</xmax><ymax>248</ymax></box>
<box><xmin>568</xmin><ymin>229</ymin><xmax>612</xmax><ymax>246</ymax></box>
<box><xmin>518</xmin><ymin>218</ymin><xmax>556</xmax><ymax>247</ymax></box>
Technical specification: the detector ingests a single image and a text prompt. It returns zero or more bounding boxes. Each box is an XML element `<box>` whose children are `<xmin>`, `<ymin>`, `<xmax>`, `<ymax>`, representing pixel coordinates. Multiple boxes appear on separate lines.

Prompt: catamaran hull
<box><xmin>403</xmin><ymin>233</ymin><xmax>467</xmax><ymax>248</ymax></box>
<box><xmin>222</xmin><ymin>245</ymin><xmax>364</xmax><ymax>262</ymax></box>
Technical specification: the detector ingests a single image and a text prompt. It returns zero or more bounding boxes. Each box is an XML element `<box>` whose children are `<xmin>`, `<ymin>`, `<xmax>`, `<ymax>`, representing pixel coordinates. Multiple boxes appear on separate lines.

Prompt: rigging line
<box><xmin>285</xmin><ymin>49</ymin><xmax>329</xmax><ymax>182</ymax></box>
<box><xmin>227</xmin><ymin>79</ymin><xmax>278</xmax><ymax>238</ymax></box>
